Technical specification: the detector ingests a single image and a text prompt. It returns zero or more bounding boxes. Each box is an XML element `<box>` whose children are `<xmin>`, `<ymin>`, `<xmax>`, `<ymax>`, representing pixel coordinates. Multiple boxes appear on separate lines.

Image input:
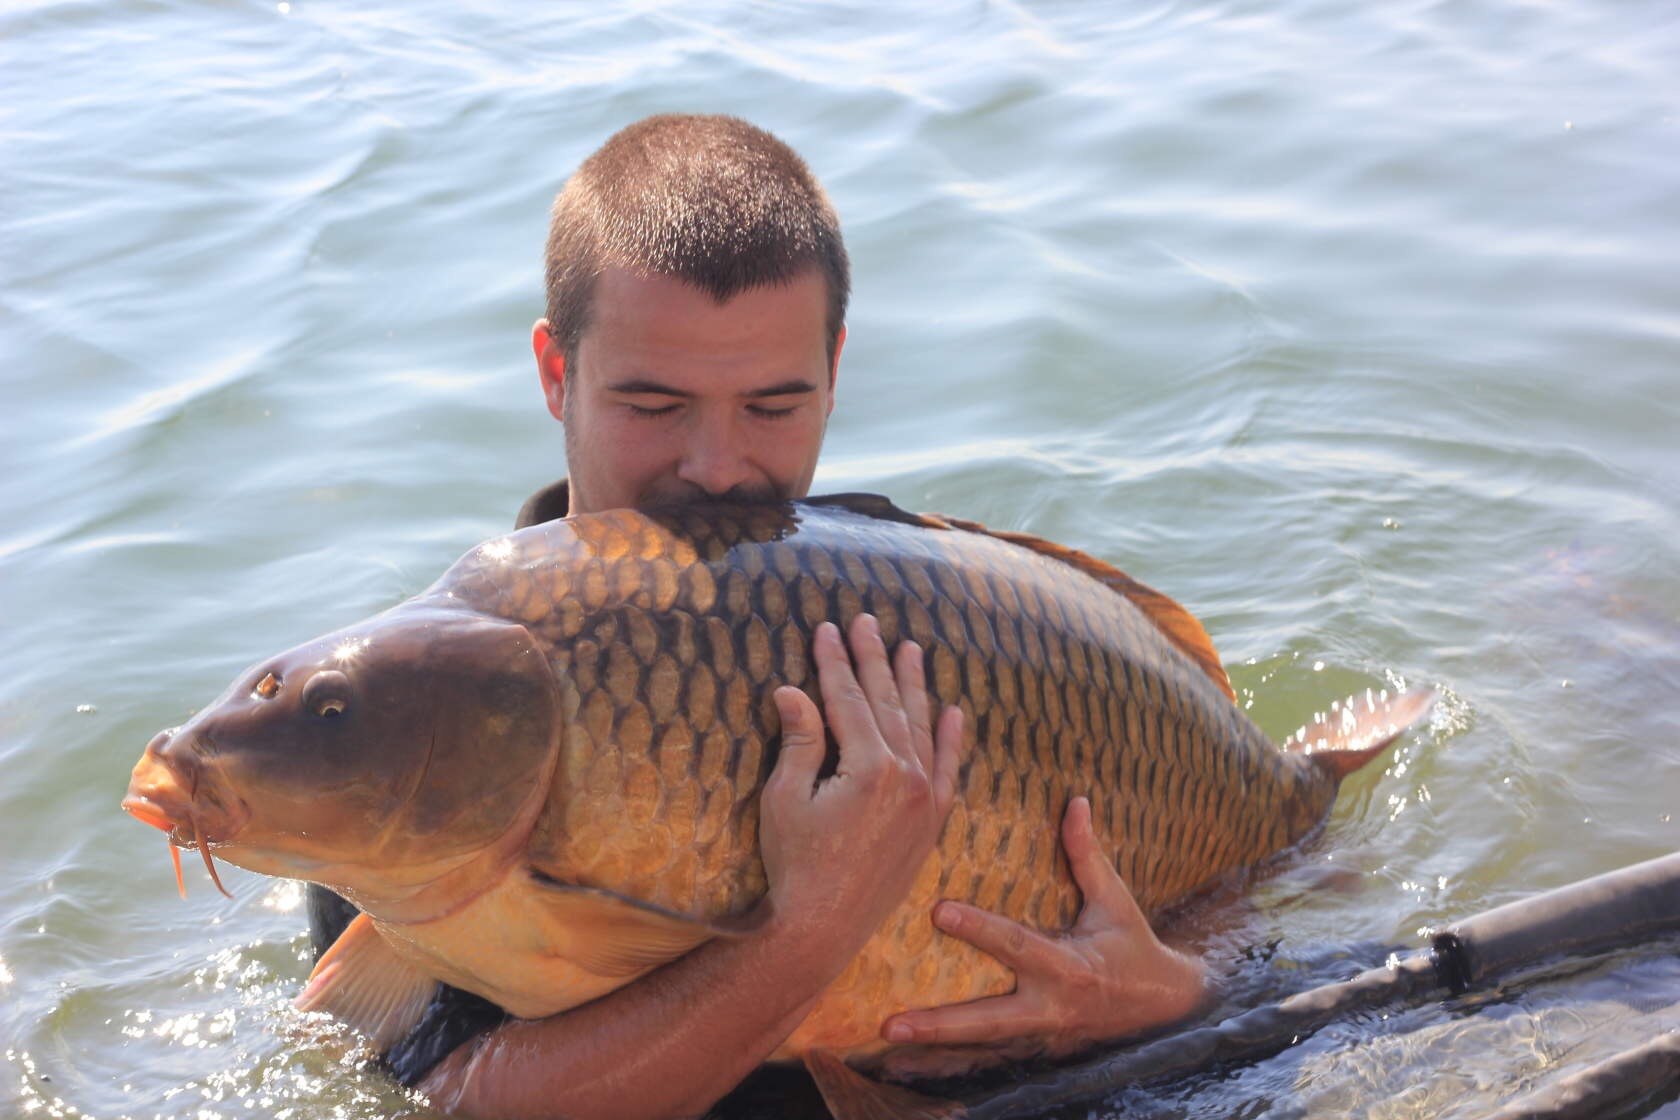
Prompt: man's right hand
<box><xmin>760</xmin><ymin>614</ymin><xmax>968</xmax><ymax>950</ymax></box>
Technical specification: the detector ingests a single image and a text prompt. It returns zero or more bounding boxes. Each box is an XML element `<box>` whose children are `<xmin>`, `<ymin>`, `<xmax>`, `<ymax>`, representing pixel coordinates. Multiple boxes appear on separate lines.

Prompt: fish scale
<box><xmin>437</xmin><ymin>497</ymin><xmax>1365</xmax><ymax>1056</ymax></box>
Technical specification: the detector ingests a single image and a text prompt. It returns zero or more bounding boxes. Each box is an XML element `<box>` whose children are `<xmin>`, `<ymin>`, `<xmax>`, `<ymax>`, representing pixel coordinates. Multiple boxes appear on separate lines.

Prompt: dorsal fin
<box><xmin>801</xmin><ymin>492</ymin><xmax>941</xmax><ymax>528</ymax></box>
<box><xmin>930</xmin><ymin>512</ymin><xmax>1236</xmax><ymax>704</ymax></box>
<box><xmin>799</xmin><ymin>495</ymin><xmax>1236</xmax><ymax>704</ymax></box>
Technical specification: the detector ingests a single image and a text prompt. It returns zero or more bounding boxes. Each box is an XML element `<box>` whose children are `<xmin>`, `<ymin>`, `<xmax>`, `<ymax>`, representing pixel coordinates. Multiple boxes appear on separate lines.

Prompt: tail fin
<box><xmin>803</xmin><ymin>1050</ymin><xmax>964</xmax><ymax>1120</ymax></box>
<box><xmin>1283</xmin><ymin>687</ymin><xmax>1435</xmax><ymax>781</ymax></box>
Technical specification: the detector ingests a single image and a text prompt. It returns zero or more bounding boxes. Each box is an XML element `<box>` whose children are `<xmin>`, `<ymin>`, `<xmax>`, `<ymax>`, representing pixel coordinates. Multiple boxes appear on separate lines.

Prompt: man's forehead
<box><xmin>575</xmin><ymin>266</ymin><xmax>832</xmax><ymax>387</ymax></box>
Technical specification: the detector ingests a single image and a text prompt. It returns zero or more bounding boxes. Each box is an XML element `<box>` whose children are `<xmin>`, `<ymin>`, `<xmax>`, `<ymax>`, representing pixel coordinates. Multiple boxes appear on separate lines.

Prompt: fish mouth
<box><xmin>124</xmin><ymin>739</ymin><xmax>248</xmax><ymax>900</ymax></box>
<box><xmin>122</xmin><ymin>792</ymin><xmax>239</xmax><ymax>901</ymax></box>
<box><xmin>122</xmin><ymin>795</ymin><xmax>178</xmax><ymax>835</ymax></box>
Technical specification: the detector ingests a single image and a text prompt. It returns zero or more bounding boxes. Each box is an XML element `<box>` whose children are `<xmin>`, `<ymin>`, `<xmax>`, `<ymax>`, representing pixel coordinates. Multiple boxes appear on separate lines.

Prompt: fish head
<box><xmin>124</xmin><ymin>604</ymin><xmax>562</xmax><ymax>905</ymax></box>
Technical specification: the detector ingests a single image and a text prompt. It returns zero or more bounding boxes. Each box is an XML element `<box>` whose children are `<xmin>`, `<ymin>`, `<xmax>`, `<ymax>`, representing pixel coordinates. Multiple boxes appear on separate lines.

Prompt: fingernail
<box><xmin>885</xmin><ymin>1022</ymin><xmax>913</xmax><ymax>1043</ymax></box>
<box><xmin>933</xmin><ymin>902</ymin><xmax>962</xmax><ymax>932</ymax></box>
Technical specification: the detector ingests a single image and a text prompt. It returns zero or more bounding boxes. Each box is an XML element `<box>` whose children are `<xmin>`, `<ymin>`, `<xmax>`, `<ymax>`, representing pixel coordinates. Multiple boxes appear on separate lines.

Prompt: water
<box><xmin>3</xmin><ymin>0</ymin><xmax>1678</xmax><ymax>1116</ymax></box>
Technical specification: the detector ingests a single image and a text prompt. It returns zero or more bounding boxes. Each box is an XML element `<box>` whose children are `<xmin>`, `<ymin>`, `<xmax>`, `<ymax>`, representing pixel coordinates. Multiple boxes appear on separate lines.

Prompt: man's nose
<box><xmin>675</xmin><ymin>415</ymin><xmax>756</xmax><ymax>497</ymax></box>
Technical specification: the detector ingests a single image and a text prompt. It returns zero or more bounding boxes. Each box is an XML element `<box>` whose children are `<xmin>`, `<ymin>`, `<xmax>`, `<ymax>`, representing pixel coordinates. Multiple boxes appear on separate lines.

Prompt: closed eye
<box><xmin>747</xmin><ymin>404</ymin><xmax>798</xmax><ymax>419</ymax></box>
<box><xmin>626</xmin><ymin>402</ymin><xmax>680</xmax><ymax>418</ymax></box>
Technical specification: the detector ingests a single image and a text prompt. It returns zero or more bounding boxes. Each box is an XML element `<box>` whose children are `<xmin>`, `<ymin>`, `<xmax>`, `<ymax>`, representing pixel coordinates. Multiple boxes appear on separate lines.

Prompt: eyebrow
<box><xmin>605</xmin><ymin>378</ymin><xmax>819</xmax><ymax>399</ymax></box>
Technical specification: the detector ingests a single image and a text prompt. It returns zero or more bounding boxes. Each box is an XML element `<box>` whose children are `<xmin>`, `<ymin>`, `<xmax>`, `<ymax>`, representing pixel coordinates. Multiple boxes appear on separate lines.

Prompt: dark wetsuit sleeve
<box><xmin>514</xmin><ymin>477</ymin><xmax>570</xmax><ymax>530</ymax></box>
<box><xmin>300</xmin><ymin>479</ymin><xmax>569</xmax><ymax>1085</ymax></box>
<box><xmin>305</xmin><ymin>884</ymin><xmax>361</xmax><ymax>961</ymax></box>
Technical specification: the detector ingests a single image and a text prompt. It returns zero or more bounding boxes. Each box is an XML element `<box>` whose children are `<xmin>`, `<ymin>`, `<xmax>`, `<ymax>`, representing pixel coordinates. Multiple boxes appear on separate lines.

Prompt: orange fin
<box><xmin>804</xmin><ymin>1050</ymin><xmax>965</xmax><ymax>1120</ymax></box>
<box><xmin>932</xmin><ymin>512</ymin><xmax>1236</xmax><ymax>704</ymax></box>
<box><xmin>1284</xmin><ymin>687</ymin><xmax>1436</xmax><ymax>780</ymax></box>
<box><xmin>295</xmin><ymin>912</ymin><xmax>436</xmax><ymax>1051</ymax></box>
<box><xmin>803</xmin><ymin>495</ymin><xmax>1235</xmax><ymax>702</ymax></box>
<box><xmin>529</xmin><ymin>873</ymin><xmax>754</xmax><ymax>978</ymax></box>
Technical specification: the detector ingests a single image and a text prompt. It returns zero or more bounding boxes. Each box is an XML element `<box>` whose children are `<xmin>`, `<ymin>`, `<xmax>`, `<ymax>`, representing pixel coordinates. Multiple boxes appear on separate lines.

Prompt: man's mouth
<box><xmin>642</xmin><ymin>480</ymin><xmax>785</xmax><ymax>507</ymax></box>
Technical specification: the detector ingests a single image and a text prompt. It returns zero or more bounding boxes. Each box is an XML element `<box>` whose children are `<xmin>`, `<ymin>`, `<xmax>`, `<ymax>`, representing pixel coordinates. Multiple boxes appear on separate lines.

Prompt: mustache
<box><xmin>639</xmin><ymin>480</ymin><xmax>787</xmax><ymax>507</ymax></box>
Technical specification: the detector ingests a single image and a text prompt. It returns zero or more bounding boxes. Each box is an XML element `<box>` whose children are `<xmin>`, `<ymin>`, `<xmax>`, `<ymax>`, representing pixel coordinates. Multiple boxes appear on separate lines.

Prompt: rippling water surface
<box><xmin>4</xmin><ymin>1</ymin><xmax>1678</xmax><ymax>1116</ymax></box>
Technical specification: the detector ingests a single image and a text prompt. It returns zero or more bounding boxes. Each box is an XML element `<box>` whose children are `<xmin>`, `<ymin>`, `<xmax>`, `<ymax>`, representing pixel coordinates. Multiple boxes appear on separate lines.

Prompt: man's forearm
<box><xmin>425</xmin><ymin>903</ymin><xmax>854</xmax><ymax>1120</ymax></box>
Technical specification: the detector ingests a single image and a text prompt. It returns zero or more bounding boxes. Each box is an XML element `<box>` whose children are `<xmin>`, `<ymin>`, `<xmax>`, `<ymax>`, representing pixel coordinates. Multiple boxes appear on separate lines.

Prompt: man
<box><xmin>310</xmin><ymin>114</ymin><xmax>1206</xmax><ymax>1119</ymax></box>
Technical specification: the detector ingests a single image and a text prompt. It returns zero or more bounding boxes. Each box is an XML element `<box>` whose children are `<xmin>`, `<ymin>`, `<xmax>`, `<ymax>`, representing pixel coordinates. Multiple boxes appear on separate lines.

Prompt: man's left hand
<box><xmin>879</xmin><ymin>796</ymin><xmax>1207</xmax><ymax>1055</ymax></box>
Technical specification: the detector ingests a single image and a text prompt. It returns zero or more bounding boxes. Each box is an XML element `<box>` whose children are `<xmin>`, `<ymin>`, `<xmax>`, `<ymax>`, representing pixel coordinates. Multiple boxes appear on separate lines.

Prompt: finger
<box><xmin>893</xmin><ymin>640</ymin><xmax>934</xmax><ymax>775</ymax></box>
<box><xmin>768</xmin><ymin>685</ymin><xmax>825</xmax><ymax>799</ymax></box>
<box><xmin>1061</xmin><ymin>796</ymin><xmax>1099</xmax><ymax>863</ymax></box>
<box><xmin>847</xmin><ymin>613</ymin><xmax>912</xmax><ymax>761</ymax></box>
<box><xmin>881</xmin><ymin>991</ymin><xmax>1046</xmax><ymax>1046</ymax></box>
<box><xmin>1062</xmin><ymin>797</ymin><xmax>1145</xmax><ymax>929</ymax></box>
<box><xmin>928</xmin><ymin>705</ymin><xmax>967</xmax><ymax>816</ymax></box>
<box><xmin>811</xmin><ymin>621</ymin><xmax>884</xmax><ymax>777</ymax></box>
<box><xmin>932</xmin><ymin>900</ymin><xmax>1066</xmax><ymax>976</ymax></box>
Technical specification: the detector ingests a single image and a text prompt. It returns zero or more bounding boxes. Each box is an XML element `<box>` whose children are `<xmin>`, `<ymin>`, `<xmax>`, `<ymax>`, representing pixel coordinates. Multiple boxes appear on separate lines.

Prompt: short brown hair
<box><xmin>543</xmin><ymin>114</ymin><xmax>850</xmax><ymax>364</ymax></box>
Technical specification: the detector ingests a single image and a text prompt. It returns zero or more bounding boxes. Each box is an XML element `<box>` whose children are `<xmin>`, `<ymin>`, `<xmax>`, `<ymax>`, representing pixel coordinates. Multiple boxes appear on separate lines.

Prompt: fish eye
<box><xmin>302</xmin><ymin>670</ymin><xmax>352</xmax><ymax>720</ymax></box>
<box><xmin>253</xmin><ymin>672</ymin><xmax>281</xmax><ymax>700</ymax></box>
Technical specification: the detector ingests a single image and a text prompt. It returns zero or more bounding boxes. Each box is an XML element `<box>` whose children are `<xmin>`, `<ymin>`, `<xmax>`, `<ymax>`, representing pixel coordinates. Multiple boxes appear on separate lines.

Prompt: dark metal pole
<box><xmin>954</xmin><ymin>851</ymin><xmax>1680</xmax><ymax>1120</ymax></box>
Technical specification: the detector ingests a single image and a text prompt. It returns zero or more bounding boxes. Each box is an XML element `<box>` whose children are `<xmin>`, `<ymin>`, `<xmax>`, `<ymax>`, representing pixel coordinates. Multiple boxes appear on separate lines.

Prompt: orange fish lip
<box><xmin>122</xmin><ymin>795</ymin><xmax>178</xmax><ymax>835</ymax></box>
<box><xmin>123</xmin><ymin>793</ymin><xmax>242</xmax><ymax>899</ymax></box>
<box><xmin>121</xmin><ymin>794</ymin><xmax>247</xmax><ymax>848</ymax></box>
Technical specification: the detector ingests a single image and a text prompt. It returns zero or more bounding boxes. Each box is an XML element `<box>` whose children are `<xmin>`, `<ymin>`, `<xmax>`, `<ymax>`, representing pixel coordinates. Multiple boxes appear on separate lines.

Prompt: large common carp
<box><xmin>123</xmin><ymin>495</ymin><xmax>1429</xmax><ymax>1065</ymax></box>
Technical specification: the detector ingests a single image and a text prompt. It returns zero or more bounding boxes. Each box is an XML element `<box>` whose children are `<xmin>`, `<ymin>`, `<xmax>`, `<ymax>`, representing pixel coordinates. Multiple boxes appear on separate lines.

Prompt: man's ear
<box><xmin>826</xmin><ymin>325</ymin><xmax>846</xmax><ymax>415</ymax></box>
<box><xmin>533</xmin><ymin>320</ymin><xmax>567</xmax><ymax>423</ymax></box>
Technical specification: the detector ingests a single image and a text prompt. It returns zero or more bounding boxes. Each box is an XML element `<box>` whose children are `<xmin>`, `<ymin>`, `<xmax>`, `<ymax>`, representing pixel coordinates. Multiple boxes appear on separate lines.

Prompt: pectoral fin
<box><xmin>529</xmin><ymin>871</ymin><xmax>755</xmax><ymax>978</ymax></box>
<box><xmin>295</xmin><ymin>912</ymin><xmax>437</xmax><ymax>1051</ymax></box>
<box><xmin>804</xmin><ymin>1050</ymin><xmax>964</xmax><ymax>1120</ymax></box>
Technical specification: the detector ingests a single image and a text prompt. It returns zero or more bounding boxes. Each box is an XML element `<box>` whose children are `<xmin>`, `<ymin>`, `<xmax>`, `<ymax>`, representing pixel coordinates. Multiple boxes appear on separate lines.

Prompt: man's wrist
<box><xmin>1160</xmin><ymin>943</ymin><xmax>1214</xmax><ymax>1023</ymax></box>
<box><xmin>747</xmin><ymin>891</ymin><xmax>874</xmax><ymax>985</ymax></box>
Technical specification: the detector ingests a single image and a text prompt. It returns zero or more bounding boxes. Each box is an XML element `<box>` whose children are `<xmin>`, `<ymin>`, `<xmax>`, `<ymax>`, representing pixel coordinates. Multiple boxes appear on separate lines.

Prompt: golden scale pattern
<box><xmin>441</xmin><ymin>499</ymin><xmax>1340</xmax><ymax>1043</ymax></box>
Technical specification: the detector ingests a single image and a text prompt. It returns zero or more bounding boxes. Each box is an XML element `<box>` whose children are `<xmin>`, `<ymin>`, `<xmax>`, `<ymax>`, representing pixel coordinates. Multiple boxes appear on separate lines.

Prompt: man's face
<box><xmin>533</xmin><ymin>266</ymin><xmax>842</xmax><ymax>516</ymax></box>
